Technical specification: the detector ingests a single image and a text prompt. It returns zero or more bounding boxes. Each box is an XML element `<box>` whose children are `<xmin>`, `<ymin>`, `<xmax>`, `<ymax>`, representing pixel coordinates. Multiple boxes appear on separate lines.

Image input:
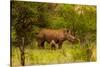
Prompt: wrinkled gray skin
<box><xmin>36</xmin><ymin>29</ymin><xmax>79</xmax><ymax>49</ymax></box>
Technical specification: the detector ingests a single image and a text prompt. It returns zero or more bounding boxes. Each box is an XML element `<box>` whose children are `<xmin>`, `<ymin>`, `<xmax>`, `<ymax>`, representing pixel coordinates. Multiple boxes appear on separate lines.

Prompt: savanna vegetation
<box><xmin>11</xmin><ymin>1</ymin><xmax>96</xmax><ymax>66</ymax></box>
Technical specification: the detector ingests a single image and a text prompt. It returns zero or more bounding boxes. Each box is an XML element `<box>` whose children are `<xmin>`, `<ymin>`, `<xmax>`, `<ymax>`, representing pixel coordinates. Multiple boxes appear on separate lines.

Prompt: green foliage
<box><xmin>11</xmin><ymin>1</ymin><xmax>96</xmax><ymax>44</ymax></box>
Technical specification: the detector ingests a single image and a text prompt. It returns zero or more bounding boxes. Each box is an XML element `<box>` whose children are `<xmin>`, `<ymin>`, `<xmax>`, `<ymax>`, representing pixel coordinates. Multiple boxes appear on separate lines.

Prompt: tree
<box><xmin>11</xmin><ymin>1</ymin><xmax>35</xmax><ymax>66</ymax></box>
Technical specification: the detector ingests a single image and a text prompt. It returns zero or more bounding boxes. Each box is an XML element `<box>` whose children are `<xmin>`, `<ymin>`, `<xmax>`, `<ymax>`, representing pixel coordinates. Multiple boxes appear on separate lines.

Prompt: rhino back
<box><xmin>40</xmin><ymin>29</ymin><xmax>65</xmax><ymax>42</ymax></box>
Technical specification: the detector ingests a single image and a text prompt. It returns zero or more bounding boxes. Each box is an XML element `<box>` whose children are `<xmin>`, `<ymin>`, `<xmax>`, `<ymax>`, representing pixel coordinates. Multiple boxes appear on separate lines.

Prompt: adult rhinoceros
<box><xmin>36</xmin><ymin>28</ymin><xmax>79</xmax><ymax>49</ymax></box>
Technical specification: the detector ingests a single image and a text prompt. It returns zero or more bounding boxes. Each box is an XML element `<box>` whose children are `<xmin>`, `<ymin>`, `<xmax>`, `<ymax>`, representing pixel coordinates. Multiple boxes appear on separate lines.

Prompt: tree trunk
<box><xmin>20</xmin><ymin>37</ymin><xmax>25</xmax><ymax>66</ymax></box>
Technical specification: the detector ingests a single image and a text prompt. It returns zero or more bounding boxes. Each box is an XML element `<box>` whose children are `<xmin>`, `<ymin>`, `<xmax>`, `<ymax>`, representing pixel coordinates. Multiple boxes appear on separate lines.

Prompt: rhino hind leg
<box><xmin>50</xmin><ymin>40</ymin><xmax>57</xmax><ymax>49</ymax></box>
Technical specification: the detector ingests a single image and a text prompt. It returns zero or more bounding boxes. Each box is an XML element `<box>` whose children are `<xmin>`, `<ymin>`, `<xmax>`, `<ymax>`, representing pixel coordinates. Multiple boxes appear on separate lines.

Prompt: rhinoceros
<box><xmin>36</xmin><ymin>28</ymin><xmax>79</xmax><ymax>49</ymax></box>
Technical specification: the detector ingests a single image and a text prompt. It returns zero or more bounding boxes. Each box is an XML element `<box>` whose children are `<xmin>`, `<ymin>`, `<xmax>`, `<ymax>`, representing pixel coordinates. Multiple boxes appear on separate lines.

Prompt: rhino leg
<box><xmin>38</xmin><ymin>39</ymin><xmax>45</xmax><ymax>49</ymax></box>
<box><xmin>58</xmin><ymin>42</ymin><xmax>63</xmax><ymax>49</ymax></box>
<box><xmin>50</xmin><ymin>40</ymin><xmax>57</xmax><ymax>49</ymax></box>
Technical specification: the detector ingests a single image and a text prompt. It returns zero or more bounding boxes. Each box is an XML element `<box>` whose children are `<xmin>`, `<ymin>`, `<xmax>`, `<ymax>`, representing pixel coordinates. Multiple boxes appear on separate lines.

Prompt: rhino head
<box><xmin>64</xmin><ymin>29</ymin><xmax>80</xmax><ymax>44</ymax></box>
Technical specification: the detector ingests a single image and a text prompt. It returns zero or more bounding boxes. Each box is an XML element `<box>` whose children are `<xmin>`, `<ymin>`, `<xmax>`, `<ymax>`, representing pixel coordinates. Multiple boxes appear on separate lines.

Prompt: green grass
<box><xmin>11</xmin><ymin>42</ymin><xmax>96</xmax><ymax>66</ymax></box>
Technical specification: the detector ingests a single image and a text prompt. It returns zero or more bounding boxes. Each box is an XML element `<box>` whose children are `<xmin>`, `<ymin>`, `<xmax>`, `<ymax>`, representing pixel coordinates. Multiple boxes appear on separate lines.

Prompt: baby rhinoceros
<box><xmin>36</xmin><ymin>28</ymin><xmax>79</xmax><ymax>49</ymax></box>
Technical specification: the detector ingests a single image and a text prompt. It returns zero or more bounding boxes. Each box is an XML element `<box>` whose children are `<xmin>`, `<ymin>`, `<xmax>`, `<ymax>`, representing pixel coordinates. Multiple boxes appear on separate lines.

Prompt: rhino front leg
<box><xmin>38</xmin><ymin>39</ymin><xmax>45</xmax><ymax>49</ymax></box>
<box><xmin>58</xmin><ymin>42</ymin><xmax>63</xmax><ymax>49</ymax></box>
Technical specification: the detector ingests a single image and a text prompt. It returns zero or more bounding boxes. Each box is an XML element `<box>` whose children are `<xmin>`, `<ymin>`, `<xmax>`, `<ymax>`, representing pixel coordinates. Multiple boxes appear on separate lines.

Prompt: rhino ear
<box><xmin>63</xmin><ymin>29</ymin><xmax>71</xmax><ymax>34</ymax></box>
<box><xmin>66</xmin><ymin>29</ymin><xmax>71</xmax><ymax>34</ymax></box>
<box><xmin>66</xmin><ymin>29</ymin><xmax>70</xmax><ymax>33</ymax></box>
